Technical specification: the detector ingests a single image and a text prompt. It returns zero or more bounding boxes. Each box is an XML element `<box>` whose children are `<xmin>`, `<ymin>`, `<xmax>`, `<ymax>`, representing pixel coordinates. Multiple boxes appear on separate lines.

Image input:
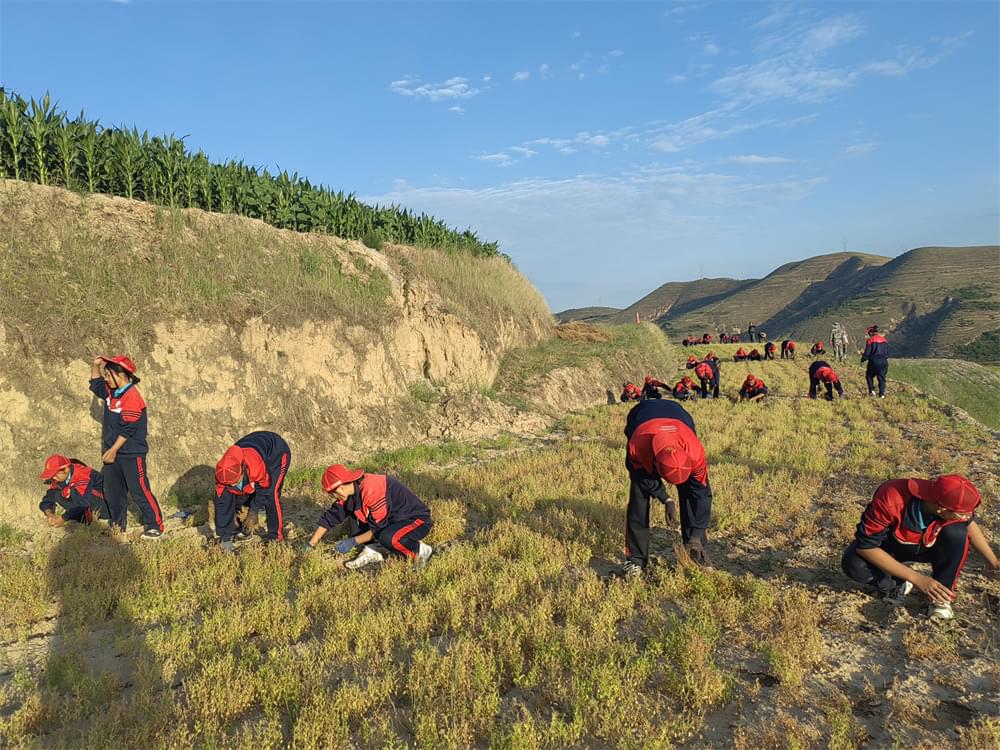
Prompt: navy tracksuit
<box><xmin>319</xmin><ymin>474</ymin><xmax>432</xmax><ymax>558</ymax></box>
<box><xmin>215</xmin><ymin>431</ymin><xmax>291</xmax><ymax>543</ymax></box>
<box><xmin>90</xmin><ymin>378</ymin><xmax>163</xmax><ymax>532</ymax></box>
<box><xmin>624</xmin><ymin>400</ymin><xmax>713</xmax><ymax>566</ymax></box>
<box><xmin>861</xmin><ymin>335</ymin><xmax>890</xmax><ymax>396</ymax></box>
<box><xmin>40</xmin><ymin>460</ymin><xmax>108</xmax><ymax>524</ymax></box>
<box><xmin>842</xmin><ymin>479</ymin><xmax>970</xmax><ymax>596</ymax></box>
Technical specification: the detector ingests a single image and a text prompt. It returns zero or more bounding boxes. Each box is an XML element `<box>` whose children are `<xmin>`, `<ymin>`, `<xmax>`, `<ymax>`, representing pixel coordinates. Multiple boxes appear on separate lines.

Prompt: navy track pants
<box><xmin>104</xmin><ymin>454</ymin><xmax>163</xmax><ymax>532</ymax></box>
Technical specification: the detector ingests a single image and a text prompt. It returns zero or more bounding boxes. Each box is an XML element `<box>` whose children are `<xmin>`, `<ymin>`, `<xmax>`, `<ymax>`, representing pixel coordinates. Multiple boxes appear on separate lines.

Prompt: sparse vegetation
<box><xmin>889</xmin><ymin>358</ymin><xmax>1000</xmax><ymax>429</ymax></box>
<box><xmin>1</xmin><ymin>346</ymin><xmax>996</xmax><ymax>748</ymax></box>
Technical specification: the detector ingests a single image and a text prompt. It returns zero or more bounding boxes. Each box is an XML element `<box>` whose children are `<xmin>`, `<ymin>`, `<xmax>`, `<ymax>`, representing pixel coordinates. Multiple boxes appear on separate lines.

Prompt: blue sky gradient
<box><xmin>2</xmin><ymin>1</ymin><xmax>997</xmax><ymax>311</ymax></box>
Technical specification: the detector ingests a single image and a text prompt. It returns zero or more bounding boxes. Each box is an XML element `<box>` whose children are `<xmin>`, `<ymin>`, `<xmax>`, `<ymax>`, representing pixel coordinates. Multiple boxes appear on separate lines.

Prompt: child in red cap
<box><xmin>89</xmin><ymin>355</ymin><xmax>163</xmax><ymax>539</ymax></box>
<box><xmin>305</xmin><ymin>464</ymin><xmax>433</xmax><ymax>569</ymax></box>
<box><xmin>213</xmin><ymin>431</ymin><xmax>291</xmax><ymax>551</ymax></box>
<box><xmin>39</xmin><ymin>454</ymin><xmax>108</xmax><ymax>527</ymax></box>
<box><xmin>622</xmin><ymin>399</ymin><xmax>714</xmax><ymax>577</ymax></box>
<box><xmin>842</xmin><ymin>475</ymin><xmax>999</xmax><ymax>619</ymax></box>
<box><xmin>738</xmin><ymin>374</ymin><xmax>768</xmax><ymax>402</ymax></box>
<box><xmin>620</xmin><ymin>382</ymin><xmax>642</xmax><ymax>402</ymax></box>
<box><xmin>641</xmin><ymin>375</ymin><xmax>668</xmax><ymax>400</ymax></box>
<box><xmin>808</xmin><ymin>360</ymin><xmax>844</xmax><ymax>400</ymax></box>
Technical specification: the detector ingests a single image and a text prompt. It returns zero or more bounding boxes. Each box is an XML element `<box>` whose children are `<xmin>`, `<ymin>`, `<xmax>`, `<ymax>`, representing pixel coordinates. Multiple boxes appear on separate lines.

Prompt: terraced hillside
<box><xmin>612</xmin><ymin>277</ymin><xmax>752</xmax><ymax>326</ymax></box>
<box><xmin>1</xmin><ymin>344</ymin><xmax>997</xmax><ymax>749</ymax></box>
<box><xmin>655</xmin><ymin>252</ymin><xmax>891</xmax><ymax>337</ymax></box>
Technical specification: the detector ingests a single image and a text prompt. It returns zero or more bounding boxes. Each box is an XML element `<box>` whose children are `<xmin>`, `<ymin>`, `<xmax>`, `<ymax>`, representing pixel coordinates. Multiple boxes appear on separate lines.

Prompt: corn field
<box><xmin>0</xmin><ymin>89</ymin><xmax>501</xmax><ymax>258</ymax></box>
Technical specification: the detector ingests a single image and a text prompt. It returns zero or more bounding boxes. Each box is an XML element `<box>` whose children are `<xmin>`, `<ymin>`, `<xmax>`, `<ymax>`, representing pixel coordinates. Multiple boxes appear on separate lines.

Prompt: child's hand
<box><xmin>47</xmin><ymin>515</ymin><xmax>64</xmax><ymax>528</ymax></box>
<box><xmin>335</xmin><ymin>537</ymin><xmax>358</xmax><ymax>554</ymax></box>
<box><xmin>102</xmin><ymin>448</ymin><xmax>117</xmax><ymax>464</ymax></box>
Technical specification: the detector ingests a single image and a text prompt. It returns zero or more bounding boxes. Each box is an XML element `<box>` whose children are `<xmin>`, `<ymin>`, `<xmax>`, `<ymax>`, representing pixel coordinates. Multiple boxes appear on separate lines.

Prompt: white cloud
<box><xmin>578</xmin><ymin>72</ymin><xmax>586</xmax><ymax>81</ymax></box>
<box><xmin>865</xmin><ymin>33</ymin><xmax>972</xmax><ymax>78</ymax></box>
<box><xmin>571</xmin><ymin>31</ymin><xmax>582</xmax><ymax>38</ymax></box>
<box><xmin>366</xmin><ymin>165</ymin><xmax>828</xmax><ymax>309</ymax></box>
<box><xmin>843</xmin><ymin>142</ymin><xmax>877</xmax><ymax>157</ymax></box>
<box><xmin>478</xmin><ymin>153</ymin><xmax>513</xmax><ymax>166</ymax></box>
<box><xmin>539</xmin><ymin>63</ymin><xmax>551</xmax><ymax>78</ymax></box>
<box><xmin>509</xmin><ymin>146</ymin><xmax>538</xmax><ymax>158</ymax></box>
<box><xmin>587</xmin><ymin>135</ymin><xmax>611</xmax><ymax>147</ymax></box>
<box><xmin>609</xmin><ymin>49</ymin><xmax>625</xmax><ymax>57</ymax></box>
<box><xmin>703</xmin><ymin>41</ymin><xmax>720</xmax><ymax>55</ymax></box>
<box><xmin>671</xmin><ymin>74</ymin><xmax>688</xmax><ymax>83</ymax></box>
<box><xmin>728</xmin><ymin>154</ymin><xmax>794</xmax><ymax>165</ymax></box>
<box><xmin>390</xmin><ymin>76</ymin><xmax>480</xmax><ymax>101</ymax></box>
<box><xmin>482</xmin><ymin>73</ymin><xmax>493</xmax><ymax>82</ymax></box>
<box><xmin>513</xmin><ymin>70</ymin><xmax>531</xmax><ymax>81</ymax></box>
<box><xmin>449</xmin><ymin>106</ymin><xmax>465</xmax><ymax>114</ymax></box>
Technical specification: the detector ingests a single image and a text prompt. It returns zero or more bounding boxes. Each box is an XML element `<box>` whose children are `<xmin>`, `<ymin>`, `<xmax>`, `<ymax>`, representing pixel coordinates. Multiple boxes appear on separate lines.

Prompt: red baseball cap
<box><xmin>215</xmin><ymin>446</ymin><xmax>245</xmax><ymax>486</ymax></box>
<box><xmin>654</xmin><ymin>445</ymin><xmax>693</xmax><ymax>485</ymax></box>
<box><xmin>99</xmin><ymin>355</ymin><xmax>137</xmax><ymax>374</ymax></box>
<box><xmin>908</xmin><ymin>475</ymin><xmax>981</xmax><ymax>514</ymax></box>
<box><xmin>322</xmin><ymin>464</ymin><xmax>364</xmax><ymax>493</ymax></box>
<box><xmin>40</xmin><ymin>454</ymin><xmax>70</xmax><ymax>480</ymax></box>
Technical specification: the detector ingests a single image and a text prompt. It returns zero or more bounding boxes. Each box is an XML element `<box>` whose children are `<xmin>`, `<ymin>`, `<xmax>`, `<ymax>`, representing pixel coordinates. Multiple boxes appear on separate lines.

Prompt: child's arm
<box><xmin>857</xmin><ymin>547</ymin><xmax>954</xmax><ymax>602</ymax></box>
<box><xmin>968</xmin><ymin>522</ymin><xmax>1000</xmax><ymax>573</ymax></box>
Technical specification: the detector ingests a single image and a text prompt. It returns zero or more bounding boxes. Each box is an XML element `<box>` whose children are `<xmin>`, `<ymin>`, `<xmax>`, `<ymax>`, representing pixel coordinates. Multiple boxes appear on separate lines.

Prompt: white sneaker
<box><xmin>621</xmin><ymin>561</ymin><xmax>644</xmax><ymax>580</ymax></box>
<box><xmin>416</xmin><ymin>542</ymin><xmax>433</xmax><ymax>568</ymax></box>
<box><xmin>882</xmin><ymin>580</ymin><xmax>913</xmax><ymax>605</ymax></box>
<box><xmin>869</xmin><ymin>390</ymin><xmax>876</xmax><ymax>397</ymax></box>
<box><xmin>345</xmin><ymin>545</ymin><xmax>384</xmax><ymax>570</ymax></box>
<box><xmin>927</xmin><ymin>601</ymin><xmax>954</xmax><ymax>620</ymax></box>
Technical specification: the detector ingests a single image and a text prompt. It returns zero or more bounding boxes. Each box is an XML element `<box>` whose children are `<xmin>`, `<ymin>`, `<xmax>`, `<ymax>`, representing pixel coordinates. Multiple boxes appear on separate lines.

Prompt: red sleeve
<box><xmin>855</xmin><ymin>484</ymin><xmax>903</xmax><ymax>549</ymax></box>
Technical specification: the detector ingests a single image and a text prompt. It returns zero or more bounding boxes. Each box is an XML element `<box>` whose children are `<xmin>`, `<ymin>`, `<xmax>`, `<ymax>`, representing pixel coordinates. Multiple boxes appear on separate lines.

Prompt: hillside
<box><xmin>554</xmin><ymin>306</ymin><xmax>620</xmax><ymax>323</ymax></box>
<box><xmin>655</xmin><ymin>252</ymin><xmax>891</xmax><ymax>336</ymax></box>
<box><xmin>785</xmin><ymin>245</ymin><xmax>1000</xmax><ymax>358</ymax></box>
<box><xmin>1</xmin><ymin>344</ymin><xmax>997</xmax><ymax>748</ymax></box>
<box><xmin>0</xmin><ymin>179</ymin><xmax>556</xmax><ymax>521</ymax></box>
<box><xmin>573</xmin><ymin>247</ymin><xmax>1000</xmax><ymax>358</ymax></box>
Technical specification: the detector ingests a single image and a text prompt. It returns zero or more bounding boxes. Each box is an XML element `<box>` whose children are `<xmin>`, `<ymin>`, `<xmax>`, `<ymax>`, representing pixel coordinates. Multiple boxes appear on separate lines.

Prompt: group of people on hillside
<box><xmin>681</xmin><ymin>322</ymin><xmax>767</xmax><ymax>347</ymax></box>
<box><xmin>619</xmin><ymin>325</ymin><xmax>998</xmax><ymax>619</ymax></box>
<box><xmin>39</xmin><ymin>355</ymin><xmax>434</xmax><ymax>569</ymax></box>
<box><xmin>38</xmin><ymin>326</ymin><xmax>998</xmax><ymax>622</ymax></box>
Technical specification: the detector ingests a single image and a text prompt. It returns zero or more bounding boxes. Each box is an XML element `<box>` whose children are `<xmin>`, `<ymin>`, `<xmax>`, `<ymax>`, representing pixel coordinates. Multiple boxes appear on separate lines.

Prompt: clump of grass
<box><xmin>760</xmin><ymin>588</ymin><xmax>824</xmax><ymax>690</ymax></box>
<box><xmin>0</xmin><ymin>522</ymin><xmax>29</xmax><ymax>548</ymax></box>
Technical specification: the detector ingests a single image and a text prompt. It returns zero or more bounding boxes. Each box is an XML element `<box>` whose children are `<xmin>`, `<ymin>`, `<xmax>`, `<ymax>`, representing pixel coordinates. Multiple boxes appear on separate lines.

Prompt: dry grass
<box><xmin>553</xmin><ymin>322</ymin><xmax>613</xmax><ymax>343</ymax></box>
<box><xmin>0</xmin><ymin>346</ymin><xmax>997</xmax><ymax>749</ymax></box>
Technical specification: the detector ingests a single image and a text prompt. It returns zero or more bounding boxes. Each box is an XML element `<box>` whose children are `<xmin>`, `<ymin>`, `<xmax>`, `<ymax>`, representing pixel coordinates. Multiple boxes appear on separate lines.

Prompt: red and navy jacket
<box><xmin>739</xmin><ymin>376</ymin><xmax>766</xmax><ymax>396</ymax></box>
<box><xmin>40</xmin><ymin>459</ymin><xmax>104</xmax><ymax>515</ymax></box>
<box><xmin>747</xmin><ymin>349</ymin><xmax>762</xmax><ymax>360</ymax></box>
<box><xmin>855</xmin><ymin>479</ymin><xmax>971</xmax><ymax>551</ymax></box>
<box><xmin>861</xmin><ymin>334</ymin><xmax>889</xmax><ymax>362</ymax></box>
<box><xmin>89</xmin><ymin>378</ymin><xmax>149</xmax><ymax>455</ymax></box>
<box><xmin>642</xmin><ymin>378</ymin><xmax>667</xmax><ymax>398</ymax></box>
<box><xmin>810</xmin><ymin>342</ymin><xmax>825</xmax><ymax>354</ymax></box>
<box><xmin>621</xmin><ymin>383</ymin><xmax>642</xmax><ymax>401</ymax></box>
<box><xmin>694</xmin><ymin>362</ymin><xmax>716</xmax><ymax>381</ymax></box>
<box><xmin>734</xmin><ymin>348</ymin><xmax>747</xmax><ymax>360</ymax></box>
<box><xmin>319</xmin><ymin>474</ymin><xmax>430</xmax><ymax>532</ymax></box>
<box><xmin>624</xmin><ymin>401</ymin><xmax>707</xmax><ymax>485</ymax></box>
<box><xmin>672</xmin><ymin>377</ymin><xmax>695</xmax><ymax>397</ymax></box>
<box><xmin>215</xmin><ymin>431</ymin><xmax>290</xmax><ymax>499</ymax></box>
<box><xmin>764</xmin><ymin>342</ymin><xmax>776</xmax><ymax>353</ymax></box>
<box><xmin>685</xmin><ymin>356</ymin><xmax>698</xmax><ymax>368</ymax></box>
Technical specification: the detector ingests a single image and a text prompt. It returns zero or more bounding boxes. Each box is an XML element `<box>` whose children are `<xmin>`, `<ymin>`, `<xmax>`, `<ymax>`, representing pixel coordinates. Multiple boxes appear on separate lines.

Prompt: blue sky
<box><xmin>2</xmin><ymin>1</ymin><xmax>998</xmax><ymax>311</ymax></box>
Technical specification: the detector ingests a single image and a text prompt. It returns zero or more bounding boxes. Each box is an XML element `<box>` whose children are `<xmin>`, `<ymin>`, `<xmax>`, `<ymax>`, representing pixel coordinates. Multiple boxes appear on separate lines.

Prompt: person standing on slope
<box><xmin>306</xmin><ymin>464</ymin><xmax>433</xmax><ymax>569</ymax></box>
<box><xmin>214</xmin><ymin>431</ymin><xmax>291</xmax><ymax>550</ymax></box>
<box><xmin>622</xmin><ymin>399</ymin><xmax>713</xmax><ymax>577</ymax></box>
<box><xmin>831</xmin><ymin>323</ymin><xmax>847</xmax><ymax>360</ymax></box>
<box><xmin>841</xmin><ymin>475</ymin><xmax>999</xmax><ymax>619</ymax></box>
<box><xmin>861</xmin><ymin>325</ymin><xmax>890</xmax><ymax>398</ymax></box>
<box><xmin>808</xmin><ymin>360</ymin><xmax>845</xmax><ymax>400</ymax></box>
<box><xmin>89</xmin><ymin>355</ymin><xmax>164</xmax><ymax>539</ymax></box>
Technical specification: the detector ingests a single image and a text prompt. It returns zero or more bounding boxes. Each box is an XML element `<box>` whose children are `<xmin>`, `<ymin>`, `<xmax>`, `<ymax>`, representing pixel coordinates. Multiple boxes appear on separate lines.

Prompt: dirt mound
<box><xmin>554</xmin><ymin>322</ymin><xmax>613</xmax><ymax>343</ymax></box>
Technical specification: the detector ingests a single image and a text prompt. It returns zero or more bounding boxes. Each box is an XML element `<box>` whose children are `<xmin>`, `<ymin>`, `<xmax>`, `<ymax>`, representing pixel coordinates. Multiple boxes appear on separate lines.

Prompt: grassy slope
<box><xmin>553</xmin><ymin>306</ymin><xmax>621</xmax><ymax>324</ymax></box>
<box><xmin>0</xmin><ymin>180</ymin><xmax>552</xmax><ymax>356</ymax></box>
<box><xmin>2</xmin><ymin>345</ymin><xmax>997</xmax><ymax>749</ymax></box>
<box><xmin>657</xmin><ymin>253</ymin><xmax>890</xmax><ymax>336</ymax></box>
<box><xmin>760</xmin><ymin>247</ymin><xmax>1000</xmax><ymax>354</ymax></box>
<box><xmin>888</xmin><ymin>358</ymin><xmax>1000</xmax><ymax>430</ymax></box>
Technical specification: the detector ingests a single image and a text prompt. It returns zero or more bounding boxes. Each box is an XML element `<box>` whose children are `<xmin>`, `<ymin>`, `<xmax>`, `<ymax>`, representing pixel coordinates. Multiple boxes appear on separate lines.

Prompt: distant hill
<box><xmin>560</xmin><ymin>247</ymin><xmax>1000</xmax><ymax>358</ymax></box>
<box><xmin>555</xmin><ymin>306</ymin><xmax>620</xmax><ymax>323</ymax></box>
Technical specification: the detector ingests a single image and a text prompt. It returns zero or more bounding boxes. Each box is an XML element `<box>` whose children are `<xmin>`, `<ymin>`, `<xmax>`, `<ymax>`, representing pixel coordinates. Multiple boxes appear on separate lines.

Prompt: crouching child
<box><xmin>841</xmin><ymin>475</ymin><xmax>999</xmax><ymax>619</ymax></box>
<box><xmin>39</xmin><ymin>454</ymin><xmax>109</xmax><ymax>527</ymax></box>
<box><xmin>307</xmin><ymin>464</ymin><xmax>433</xmax><ymax>569</ymax></box>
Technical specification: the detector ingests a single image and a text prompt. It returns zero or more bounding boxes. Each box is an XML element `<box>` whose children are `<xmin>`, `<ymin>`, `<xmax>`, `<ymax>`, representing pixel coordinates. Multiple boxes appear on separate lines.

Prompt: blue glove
<box><xmin>335</xmin><ymin>537</ymin><xmax>358</xmax><ymax>554</ymax></box>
